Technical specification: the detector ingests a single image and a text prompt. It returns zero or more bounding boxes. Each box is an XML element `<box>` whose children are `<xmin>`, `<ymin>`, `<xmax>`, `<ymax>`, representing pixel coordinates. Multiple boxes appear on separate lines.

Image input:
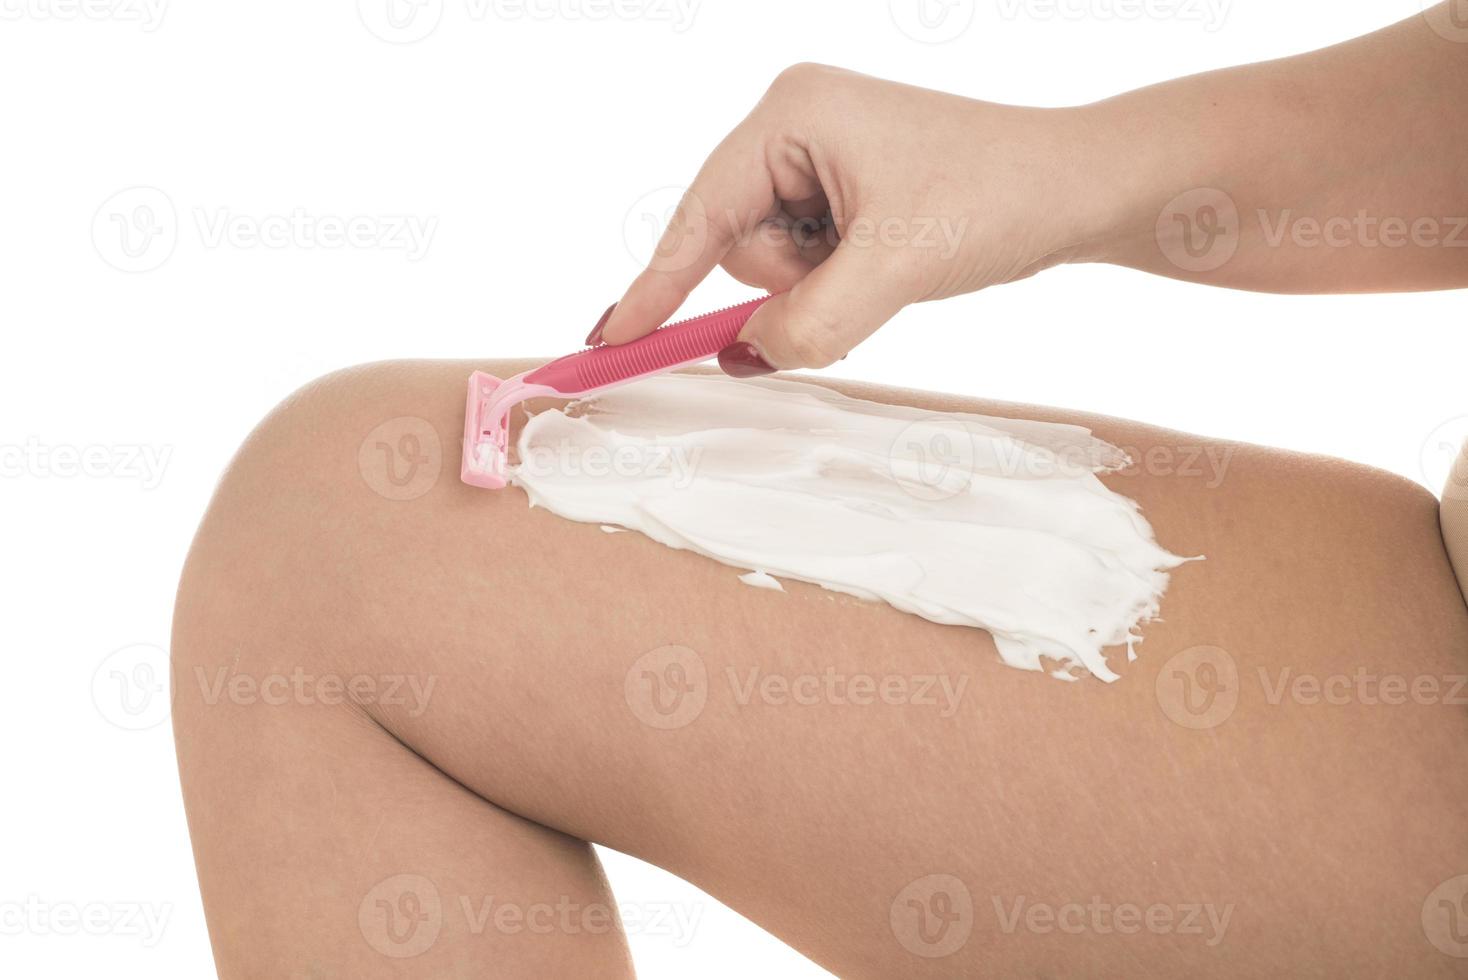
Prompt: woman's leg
<box><xmin>169</xmin><ymin>556</ymin><xmax>635</xmax><ymax>975</ymax></box>
<box><xmin>1441</xmin><ymin>439</ymin><xmax>1468</xmax><ymax>606</ymax></box>
<box><xmin>172</xmin><ymin>359</ymin><xmax>1468</xmax><ymax>978</ymax></box>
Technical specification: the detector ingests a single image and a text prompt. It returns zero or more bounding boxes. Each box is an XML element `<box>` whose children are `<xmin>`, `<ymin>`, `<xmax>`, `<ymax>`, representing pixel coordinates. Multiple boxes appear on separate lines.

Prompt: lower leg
<box><xmin>172</xmin><ymin>447</ymin><xmax>635</xmax><ymax>978</ymax></box>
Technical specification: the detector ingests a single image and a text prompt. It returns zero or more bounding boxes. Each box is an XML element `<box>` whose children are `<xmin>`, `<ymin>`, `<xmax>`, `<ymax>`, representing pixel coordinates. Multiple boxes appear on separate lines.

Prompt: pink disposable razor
<box><xmin>461</xmin><ymin>295</ymin><xmax>772</xmax><ymax>488</ymax></box>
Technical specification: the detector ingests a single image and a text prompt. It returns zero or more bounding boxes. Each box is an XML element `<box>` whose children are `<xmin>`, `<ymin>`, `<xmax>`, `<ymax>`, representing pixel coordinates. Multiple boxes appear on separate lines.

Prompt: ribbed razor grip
<box><xmin>525</xmin><ymin>295</ymin><xmax>771</xmax><ymax>395</ymax></box>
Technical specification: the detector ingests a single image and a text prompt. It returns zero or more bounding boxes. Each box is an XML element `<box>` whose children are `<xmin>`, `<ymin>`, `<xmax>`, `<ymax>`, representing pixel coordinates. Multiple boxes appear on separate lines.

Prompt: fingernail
<box><xmin>718</xmin><ymin>341</ymin><xmax>776</xmax><ymax>378</ymax></box>
<box><xmin>585</xmin><ymin>303</ymin><xmax>617</xmax><ymax>347</ymax></box>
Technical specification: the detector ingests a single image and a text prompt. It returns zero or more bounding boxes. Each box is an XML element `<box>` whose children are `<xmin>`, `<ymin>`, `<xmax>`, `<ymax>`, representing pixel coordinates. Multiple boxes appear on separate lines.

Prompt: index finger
<box><xmin>601</xmin><ymin>125</ymin><xmax>778</xmax><ymax>345</ymax></box>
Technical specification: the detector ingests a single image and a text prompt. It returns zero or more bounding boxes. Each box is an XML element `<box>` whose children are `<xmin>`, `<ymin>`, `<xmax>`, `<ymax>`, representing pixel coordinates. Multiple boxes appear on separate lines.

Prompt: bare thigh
<box><xmin>173</xmin><ymin>359</ymin><xmax>1468</xmax><ymax>978</ymax></box>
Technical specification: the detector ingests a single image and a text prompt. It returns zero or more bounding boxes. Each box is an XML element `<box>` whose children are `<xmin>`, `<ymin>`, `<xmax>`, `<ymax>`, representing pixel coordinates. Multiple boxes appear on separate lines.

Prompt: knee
<box><xmin>170</xmin><ymin>359</ymin><xmax>484</xmax><ymax>690</ymax></box>
<box><xmin>178</xmin><ymin>360</ymin><xmax>430</xmax><ymax>565</ymax></box>
<box><xmin>187</xmin><ymin>356</ymin><xmax>499</xmax><ymax>536</ymax></box>
<box><xmin>208</xmin><ymin>359</ymin><xmax>464</xmax><ymax>516</ymax></box>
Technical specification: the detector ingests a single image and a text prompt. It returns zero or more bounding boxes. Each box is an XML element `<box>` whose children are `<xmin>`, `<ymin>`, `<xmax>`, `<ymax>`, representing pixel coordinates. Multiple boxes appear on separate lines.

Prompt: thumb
<box><xmin>718</xmin><ymin>239</ymin><xmax>912</xmax><ymax>377</ymax></box>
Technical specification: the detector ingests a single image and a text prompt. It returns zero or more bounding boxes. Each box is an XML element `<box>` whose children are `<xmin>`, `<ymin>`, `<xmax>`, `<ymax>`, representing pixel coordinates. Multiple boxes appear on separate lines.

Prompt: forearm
<box><xmin>606</xmin><ymin>21</ymin><xmax>1462</xmax><ymax>370</ymax></box>
<box><xmin>1072</xmin><ymin>7</ymin><xmax>1468</xmax><ymax>292</ymax></box>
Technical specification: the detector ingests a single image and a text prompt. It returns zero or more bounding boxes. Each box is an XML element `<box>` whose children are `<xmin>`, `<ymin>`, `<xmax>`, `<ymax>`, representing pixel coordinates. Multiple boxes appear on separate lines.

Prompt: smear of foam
<box><xmin>512</xmin><ymin>374</ymin><xmax>1190</xmax><ymax>682</ymax></box>
<box><xmin>738</xmin><ymin>570</ymin><xmax>785</xmax><ymax>592</ymax></box>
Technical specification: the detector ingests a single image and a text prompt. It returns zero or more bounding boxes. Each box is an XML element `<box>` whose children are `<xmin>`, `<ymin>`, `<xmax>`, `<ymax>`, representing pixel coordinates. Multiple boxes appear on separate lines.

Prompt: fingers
<box><xmin>720</xmin><ymin>213</ymin><xmax>834</xmax><ymax>294</ymax></box>
<box><xmin>719</xmin><ymin>238</ymin><xmax>913</xmax><ymax>376</ymax></box>
<box><xmin>602</xmin><ymin>129</ymin><xmax>775</xmax><ymax>346</ymax></box>
<box><xmin>721</xmin><ymin>235</ymin><xmax>814</xmax><ymax>294</ymax></box>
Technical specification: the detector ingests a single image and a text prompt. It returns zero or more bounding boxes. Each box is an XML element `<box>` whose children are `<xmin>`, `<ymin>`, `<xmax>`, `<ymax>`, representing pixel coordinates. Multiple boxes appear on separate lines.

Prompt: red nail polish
<box><xmin>718</xmin><ymin>341</ymin><xmax>776</xmax><ymax>378</ymax></box>
<box><xmin>586</xmin><ymin>303</ymin><xmax>617</xmax><ymax>347</ymax></box>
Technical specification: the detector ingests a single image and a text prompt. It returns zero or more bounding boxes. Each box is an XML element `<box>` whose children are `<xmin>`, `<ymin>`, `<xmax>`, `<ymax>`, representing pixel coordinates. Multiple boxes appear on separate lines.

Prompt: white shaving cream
<box><xmin>512</xmin><ymin>374</ymin><xmax>1190</xmax><ymax>682</ymax></box>
<box><xmin>738</xmin><ymin>570</ymin><xmax>785</xmax><ymax>592</ymax></box>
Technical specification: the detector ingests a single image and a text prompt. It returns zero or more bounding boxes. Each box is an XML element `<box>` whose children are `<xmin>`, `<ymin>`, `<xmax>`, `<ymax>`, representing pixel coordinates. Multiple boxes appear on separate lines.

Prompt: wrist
<box><xmin>1042</xmin><ymin>101</ymin><xmax>1165</xmax><ymax>270</ymax></box>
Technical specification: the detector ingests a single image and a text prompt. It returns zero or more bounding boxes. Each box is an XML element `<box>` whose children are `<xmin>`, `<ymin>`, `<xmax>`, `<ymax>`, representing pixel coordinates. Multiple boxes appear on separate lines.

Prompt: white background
<box><xmin>2</xmin><ymin>0</ymin><xmax>1463</xmax><ymax>976</ymax></box>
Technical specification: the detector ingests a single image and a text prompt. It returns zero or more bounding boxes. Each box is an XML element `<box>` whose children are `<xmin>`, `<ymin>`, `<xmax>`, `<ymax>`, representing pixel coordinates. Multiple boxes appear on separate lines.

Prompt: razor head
<box><xmin>461</xmin><ymin>296</ymin><xmax>773</xmax><ymax>491</ymax></box>
<box><xmin>461</xmin><ymin>371</ymin><xmax>511</xmax><ymax>489</ymax></box>
<box><xmin>460</xmin><ymin>370</ymin><xmax>565</xmax><ymax>489</ymax></box>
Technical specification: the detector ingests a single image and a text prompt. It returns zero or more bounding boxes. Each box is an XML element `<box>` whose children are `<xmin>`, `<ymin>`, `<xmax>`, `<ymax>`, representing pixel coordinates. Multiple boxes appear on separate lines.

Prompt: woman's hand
<box><xmin>596</xmin><ymin>64</ymin><xmax>1109</xmax><ymax>376</ymax></box>
<box><xmin>600</xmin><ymin>12</ymin><xmax>1468</xmax><ymax>375</ymax></box>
